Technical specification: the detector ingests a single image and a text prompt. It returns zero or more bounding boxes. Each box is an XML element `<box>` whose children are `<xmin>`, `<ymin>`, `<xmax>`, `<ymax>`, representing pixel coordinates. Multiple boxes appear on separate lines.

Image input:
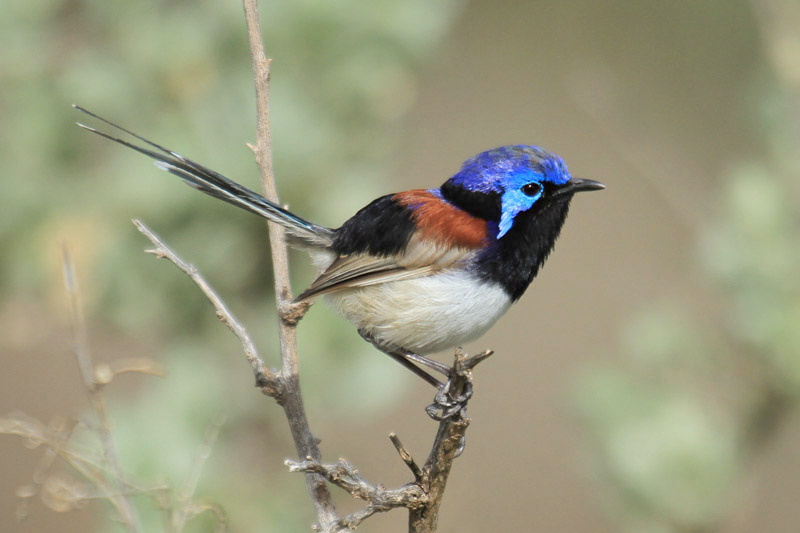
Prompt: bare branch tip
<box><xmin>131</xmin><ymin>218</ymin><xmax>148</xmax><ymax>234</ymax></box>
<box><xmin>389</xmin><ymin>432</ymin><xmax>422</xmax><ymax>481</ymax></box>
<box><xmin>457</xmin><ymin>348</ymin><xmax>495</xmax><ymax>373</ymax></box>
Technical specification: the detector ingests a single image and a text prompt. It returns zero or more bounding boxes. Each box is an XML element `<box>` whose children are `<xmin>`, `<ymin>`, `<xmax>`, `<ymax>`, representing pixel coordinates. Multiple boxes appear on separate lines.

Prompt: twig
<box><xmin>135</xmin><ymin>210</ymin><xmax>338</xmax><ymax>529</ymax></box>
<box><xmin>410</xmin><ymin>349</ymin><xmax>494</xmax><ymax>533</ymax></box>
<box><xmin>1</xmin><ymin>412</ymin><xmax>163</xmax><ymax>516</ymax></box>
<box><xmin>283</xmin><ymin>349</ymin><xmax>493</xmax><ymax>532</ymax></box>
<box><xmin>240</xmin><ymin>0</ymin><xmax>338</xmax><ymax>530</ymax></box>
<box><xmin>132</xmin><ymin>219</ymin><xmax>280</xmax><ymax>397</ymax></box>
<box><xmin>96</xmin><ymin>358</ymin><xmax>166</xmax><ymax>383</ymax></box>
<box><xmin>287</xmin><ymin>458</ymin><xmax>428</xmax><ymax>531</ymax></box>
<box><xmin>390</xmin><ymin>433</ymin><xmax>423</xmax><ymax>482</ymax></box>
<box><xmin>60</xmin><ymin>245</ymin><xmax>143</xmax><ymax>533</ymax></box>
<box><xmin>171</xmin><ymin>413</ymin><xmax>228</xmax><ymax>532</ymax></box>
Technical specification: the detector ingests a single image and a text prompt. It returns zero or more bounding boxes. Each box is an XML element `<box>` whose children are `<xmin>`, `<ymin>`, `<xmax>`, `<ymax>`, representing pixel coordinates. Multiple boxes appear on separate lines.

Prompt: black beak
<box><xmin>554</xmin><ymin>177</ymin><xmax>606</xmax><ymax>197</ymax></box>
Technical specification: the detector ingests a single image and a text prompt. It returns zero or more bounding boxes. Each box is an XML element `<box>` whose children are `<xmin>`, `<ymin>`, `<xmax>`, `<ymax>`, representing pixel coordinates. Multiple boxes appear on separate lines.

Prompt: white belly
<box><xmin>323</xmin><ymin>269</ymin><xmax>512</xmax><ymax>354</ymax></box>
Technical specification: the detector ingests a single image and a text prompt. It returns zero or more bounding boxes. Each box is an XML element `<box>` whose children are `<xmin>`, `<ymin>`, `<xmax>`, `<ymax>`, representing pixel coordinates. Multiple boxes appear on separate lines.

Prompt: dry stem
<box><xmin>409</xmin><ymin>349</ymin><xmax>493</xmax><ymax>532</ymax></box>
<box><xmin>61</xmin><ymin>245</ymin><xmax>143</xmax><ymax>533</ymax></box>
<box><xmin>170</xmin><ymin>414</ymin><xmax>228</xmax><ymax>532</ymax></box>
<box><xmin>287</xmin><ymin>457</ymin><xmax>428</xmax><ymax>531</ymax></box>
<box><xmin>282</xmin><ymin>349</ymin><xmax>493</xmax><ymax>532</ymax></box>
<box><xmin>245</xmin><ymin>0</ymin><xmax>339</xmax><ymax>528</ymax></box>
<box><xmin>133</xmin><ymin>219</ymin><xmax>279</xmax><ymax>396</ymax></box>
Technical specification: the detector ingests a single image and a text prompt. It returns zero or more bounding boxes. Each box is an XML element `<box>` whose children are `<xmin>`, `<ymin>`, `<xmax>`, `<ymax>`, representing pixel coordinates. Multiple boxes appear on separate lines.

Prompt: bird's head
<box><xmin>439</xmin><ymin>145</ymin><xmax>604</xmax><ymax>239</ymax></box>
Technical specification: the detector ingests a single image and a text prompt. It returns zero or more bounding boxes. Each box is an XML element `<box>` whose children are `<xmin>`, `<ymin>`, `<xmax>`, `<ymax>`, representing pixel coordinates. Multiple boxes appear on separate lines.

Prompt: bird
<box><xmin>74</xmin><ymin>105</ymin><xmax>604</xmax><ymax>395</ymax></box>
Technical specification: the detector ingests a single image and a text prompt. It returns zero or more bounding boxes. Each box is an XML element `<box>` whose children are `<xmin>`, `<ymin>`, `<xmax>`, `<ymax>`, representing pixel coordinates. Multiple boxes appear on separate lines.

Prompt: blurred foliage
<box><xmin>1</xmin><ymin>0</ymin><xmax>463</xmax><ymax>530</ymax></box>
<box><xmin>0</xmin><ymin>0</ymin><xmax>461</xmax><ymax>343</ymax></box>
<box><xmin>11</xmin><ymin>0</ymin><xmax>800</xmax><ymax>531</ymax></box>
<box><xmin>575</xmin><ymin>1</ymin><xmax>800</xmax><ymax>531</ymax></box>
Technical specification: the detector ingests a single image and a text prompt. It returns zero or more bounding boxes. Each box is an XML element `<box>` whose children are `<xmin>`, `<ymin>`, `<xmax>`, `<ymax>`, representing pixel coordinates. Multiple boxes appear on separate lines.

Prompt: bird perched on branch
<box><xmin>75</xmin><ymin>105</ymin><xmax>604</xmax><ymax>395</ymax></box>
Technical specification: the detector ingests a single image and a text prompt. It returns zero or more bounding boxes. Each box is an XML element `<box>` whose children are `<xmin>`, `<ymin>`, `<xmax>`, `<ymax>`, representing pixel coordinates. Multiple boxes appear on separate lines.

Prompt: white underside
<box><xmin>322</xmin><ymin>268</ymin><xmax>512</xmax><ymax>355</ymax></box>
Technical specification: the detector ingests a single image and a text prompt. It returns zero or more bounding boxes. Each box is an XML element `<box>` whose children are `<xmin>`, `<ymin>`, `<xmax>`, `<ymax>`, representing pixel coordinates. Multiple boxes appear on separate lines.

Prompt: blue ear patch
<box><xmin>495</xmin><ymin>150</ymin><xmax>570</xmax><ymax>238</ymax></box>
<box><xmin>497</xmin><ymin>175</ymin><xmax>543</xmax><ymax>238</ymax></box>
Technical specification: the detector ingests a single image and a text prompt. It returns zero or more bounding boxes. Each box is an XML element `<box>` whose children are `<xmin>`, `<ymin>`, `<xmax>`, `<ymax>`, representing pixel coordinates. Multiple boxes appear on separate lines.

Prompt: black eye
<box><xmin>521</xmin><ymin>182</ymin><xmax>542</xmax><ymax>197</ymax></box>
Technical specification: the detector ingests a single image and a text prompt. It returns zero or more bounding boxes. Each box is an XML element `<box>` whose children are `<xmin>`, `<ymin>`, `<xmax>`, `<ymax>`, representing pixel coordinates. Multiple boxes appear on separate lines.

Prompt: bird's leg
<box><xmin>398</xmin><ymin>350</ymin><xmax>453</xmax><ymax>377</ymax></box>
<box><xmin>359</xmin><ymin>330</ymin><xmax>444</xmax><ymax>388</ymax></box>
<box><xmin>359</xmin><ymin>331</ymin><xmax>473</xmax><ymax>421</ymax></box>
<box><xmin>401</xmin><ymin>350</ymin><xmax>474</xmax><ymax>418</ymax></box>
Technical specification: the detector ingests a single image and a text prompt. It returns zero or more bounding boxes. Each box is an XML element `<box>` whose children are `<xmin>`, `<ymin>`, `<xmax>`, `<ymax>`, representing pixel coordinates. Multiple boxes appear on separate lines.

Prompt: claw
<box><xmin>425</xmin><ymin>376</ymin><xmax>473</xmax><ymax>421</ymax></box>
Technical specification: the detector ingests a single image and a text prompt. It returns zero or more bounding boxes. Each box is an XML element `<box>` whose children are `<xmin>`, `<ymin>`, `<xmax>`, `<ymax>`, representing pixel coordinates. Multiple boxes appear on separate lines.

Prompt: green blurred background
<box><xmin>2</xmin><ymin>0</ymin><xmax>800</xmax><ymax>531</ymax></box>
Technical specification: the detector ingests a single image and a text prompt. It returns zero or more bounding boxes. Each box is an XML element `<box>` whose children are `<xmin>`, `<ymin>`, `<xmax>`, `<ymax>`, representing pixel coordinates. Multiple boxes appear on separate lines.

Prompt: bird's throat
<box><xmin>474</xmin><ymin>197</ymin><xmax>573</xmax><ymax>301</ymax></box>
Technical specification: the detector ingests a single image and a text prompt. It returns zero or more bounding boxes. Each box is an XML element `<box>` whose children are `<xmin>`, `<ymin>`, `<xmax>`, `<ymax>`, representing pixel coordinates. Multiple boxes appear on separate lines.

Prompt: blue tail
<box><xmin>74</xmin><ymin>105</ymin><xmax>334</xmax><ymax>249</ymax></box>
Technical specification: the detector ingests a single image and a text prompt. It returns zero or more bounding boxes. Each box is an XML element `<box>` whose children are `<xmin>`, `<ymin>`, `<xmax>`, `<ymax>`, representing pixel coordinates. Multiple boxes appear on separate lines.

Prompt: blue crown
<box><xmin>448</xmin><ymin>145</ymin><xmax>571</xmax><ymax>193</ymax></box>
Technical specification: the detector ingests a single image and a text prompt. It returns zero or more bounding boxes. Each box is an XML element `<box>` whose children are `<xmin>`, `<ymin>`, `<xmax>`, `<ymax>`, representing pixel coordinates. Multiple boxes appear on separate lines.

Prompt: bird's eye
<box><xmin>521</xmin><ymin>182</ymin><xmax>542</xmax><ymax>197</ymax></box>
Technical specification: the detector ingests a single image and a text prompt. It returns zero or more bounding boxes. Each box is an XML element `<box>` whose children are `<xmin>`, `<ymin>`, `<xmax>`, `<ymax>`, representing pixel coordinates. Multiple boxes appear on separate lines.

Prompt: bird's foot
<box><xmin>424</xmin><ymin>349</ymin><xmax>493</xmax><ymax>457</ymax></box>
<box><xmin>425</xmin><ymin>376</ymin><xmax>473</xmax><ymax>421</ymax></box>
<box><xmin>424</xmin><ymin>348</ymin><xmax>493</xmax><ymax>423</ymax></box>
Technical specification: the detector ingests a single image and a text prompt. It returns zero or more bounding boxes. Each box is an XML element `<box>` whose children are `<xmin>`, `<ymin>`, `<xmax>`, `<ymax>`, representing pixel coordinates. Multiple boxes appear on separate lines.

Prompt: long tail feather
<box><xmin>74</xmin><ymin>105</ymin><xmax>334</xmax><ymax>248</ymax></box>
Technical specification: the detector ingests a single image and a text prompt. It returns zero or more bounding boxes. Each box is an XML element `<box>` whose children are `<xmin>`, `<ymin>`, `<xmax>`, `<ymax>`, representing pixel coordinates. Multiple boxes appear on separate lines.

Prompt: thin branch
<box><xmin>240</xmin><ymin>0</ymin><xmax>305</xmax><ymax>331</ymax></box>
<box><xmin>171</xmin><ymin>413</ymin><xmax>228</xmax><ymax>533</ymax></box>
<box><xmin>61</xmin><ymin>245</ymin><xmax>143</xmax><ymax>533</ymax></box>
<box><xmin>410</xmin><ymin>349</ymin><xmax>494</xmax><ymax>533</ymax></box>
<box><xmin>390</xmin><ymin>433</ymin><xmax>423</xmax><ymax>482</ymax></box>
<box><xmin>240</xmin><ymin>0</ymin><xmax>338</xmax><ymax>529</ymax></box>
<box><xmin>287</xmin><ymin>458</ymin><xmax>428</xmax><ymax>531</ymax></box>
<box><xmin>285</xmin><ymin>350</ymin><xmax>494</xmax><ymax>532</ymax></box>
<box><xmin>1</xmin><ymin>412</ymin><xmax>167</xmax><ymax>518</ymax></box>
<box><xmin>132</xmin><ymin>219</ymin><xmax>280</xmax><ymax>396</ymax></box>
<box><xmin>96</xmin><ymin>358</ymin><xmax>166</xmax><ymax>384</ymax></box>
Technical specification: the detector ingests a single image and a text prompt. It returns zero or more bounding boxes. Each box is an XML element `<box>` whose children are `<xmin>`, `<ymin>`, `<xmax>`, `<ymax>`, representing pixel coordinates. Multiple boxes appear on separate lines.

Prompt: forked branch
<box><xmin>283</xmin><ymin>349</ymin><xmax>494</xmax><ymax>533</ymax></box>
<box><xmin>287</xmin><ymin>457</ymin><xmax>427</xmax><ymax>531</ymax></box>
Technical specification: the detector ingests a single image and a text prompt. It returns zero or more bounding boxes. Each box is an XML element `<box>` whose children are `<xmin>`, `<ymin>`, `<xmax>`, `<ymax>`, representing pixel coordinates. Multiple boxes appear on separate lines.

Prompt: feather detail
<box><xmin>73</xmin><ymin>106</ymin><xmax>334</xmax><ymax>249</ymax></box>
<box><xmin>324</xmin><ymin>268</ymin><xmax>512</xmax><ymax>354</ymax></box>
<box><xmin>393</xmin><ymin>190</ymin><xmax>489</xmax><ymax>249</ymax></box>
<box><xmin>298</xmin><ymin>191</ymin><xmax>486</xmax><ymax>301</ymax></box>
<box><xmin>296</xmin><ymin>233</ymin><xmax>476</xmax><ymax>301</ymax></box>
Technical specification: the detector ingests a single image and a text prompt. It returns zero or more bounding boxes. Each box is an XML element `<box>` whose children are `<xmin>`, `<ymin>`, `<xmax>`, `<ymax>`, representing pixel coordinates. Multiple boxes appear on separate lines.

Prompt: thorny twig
<box><xmin>2</xmin><ymin>405</ymin><xmax>225</xmax><ymax>530</ymax></box>
<box><xmin>2</xmin><ymin>248</ymin><xmax>222</xmax><ymax>529</ymax></box>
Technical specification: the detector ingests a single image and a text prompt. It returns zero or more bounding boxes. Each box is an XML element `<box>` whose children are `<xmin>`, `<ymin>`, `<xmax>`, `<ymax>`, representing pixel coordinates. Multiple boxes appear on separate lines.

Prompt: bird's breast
<box><xmin>323</xmin><ymin>268</ymin><xmax>512</xmax><ymax>355</ymax></box>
